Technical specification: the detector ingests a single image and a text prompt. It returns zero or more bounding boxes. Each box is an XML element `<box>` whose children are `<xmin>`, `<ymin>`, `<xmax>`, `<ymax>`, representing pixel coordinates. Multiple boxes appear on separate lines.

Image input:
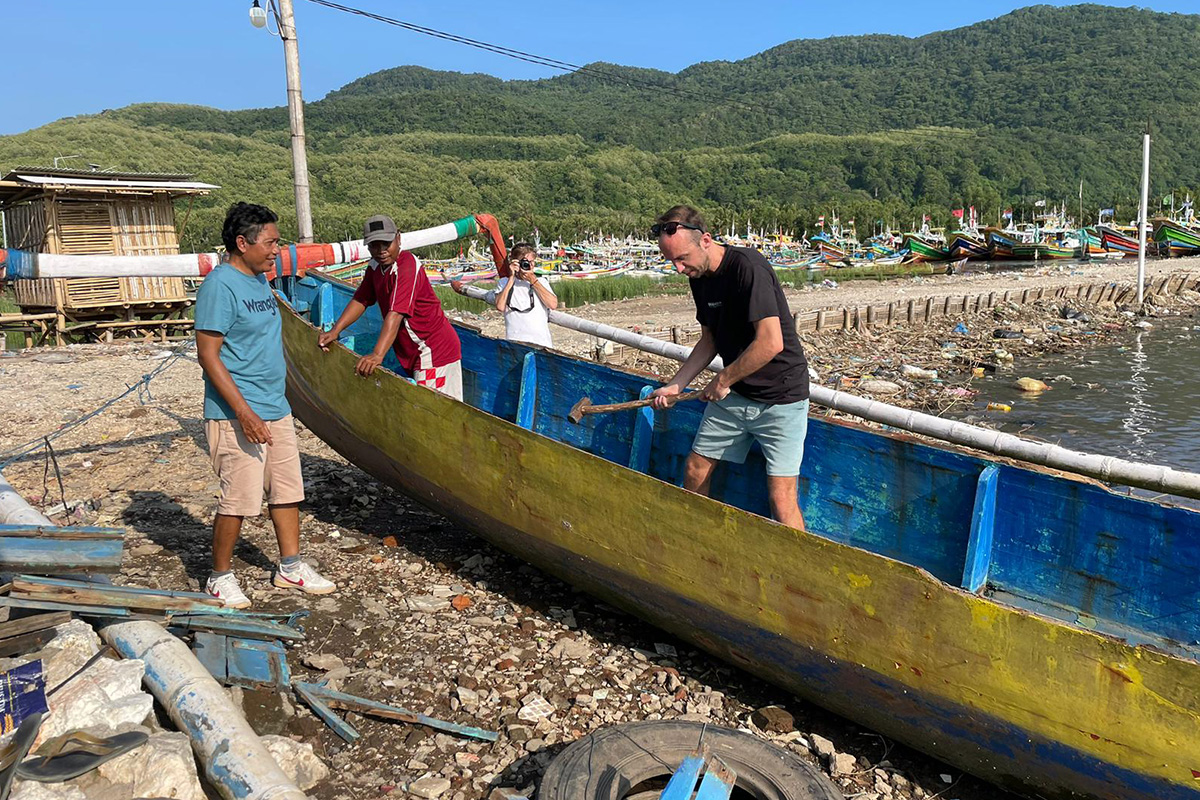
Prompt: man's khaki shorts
<box><xmin>206</xmin><ymin>414</ymin><xmax>305</xmax><ymax>517</ymax></box>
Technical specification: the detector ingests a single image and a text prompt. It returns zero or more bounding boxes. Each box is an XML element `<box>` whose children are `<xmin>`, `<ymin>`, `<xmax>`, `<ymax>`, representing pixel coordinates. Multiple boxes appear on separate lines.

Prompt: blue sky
<box><xmin>3</xmin><ymin>0</ymin><xmax>1196</xmax><ymax>135</ymax></box>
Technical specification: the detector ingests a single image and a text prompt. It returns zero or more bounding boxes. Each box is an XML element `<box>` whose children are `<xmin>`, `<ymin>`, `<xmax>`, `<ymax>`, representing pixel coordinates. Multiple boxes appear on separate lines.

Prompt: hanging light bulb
<box><xmin>249</xmin><ymin>0</ymin><xmax>268</xmax><ymax>28</ymax></box>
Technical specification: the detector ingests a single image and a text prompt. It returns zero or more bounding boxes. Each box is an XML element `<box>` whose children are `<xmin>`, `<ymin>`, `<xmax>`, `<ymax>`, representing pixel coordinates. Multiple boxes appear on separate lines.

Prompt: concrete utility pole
<box><xmin>1136</xmin><ymin>120</ymin><xmax>1151</xmax><ymax>305</ymax></box>
<box><xmin>276</xmin><ymin>0</ymin><xmax>314</xmax><ymax>243</ymax></box>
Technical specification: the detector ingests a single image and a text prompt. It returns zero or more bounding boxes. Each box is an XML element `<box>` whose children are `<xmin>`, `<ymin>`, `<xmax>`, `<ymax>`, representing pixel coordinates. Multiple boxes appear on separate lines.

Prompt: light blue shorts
<box><xmin>692</xmin><ymin>395</ymin><xmax>809</xmax><ymax>477</ymax></box>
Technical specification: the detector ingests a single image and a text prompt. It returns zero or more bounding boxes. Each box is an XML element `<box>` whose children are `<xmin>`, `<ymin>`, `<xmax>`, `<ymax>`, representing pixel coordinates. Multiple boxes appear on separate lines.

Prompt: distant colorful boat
<box><xmin>946</xmin><ymin>231</ymin><xmax>990</xmax><ymax>260</ymax></box>
<box><xmin>1096</xmin><ymin>224</ymin><xmax>1141</xmax><ymax>256</ymax></box>
<box><xmin>984</xmin><ymin>228</ymin><xmax>1021</xmax><ymax>259</ymax></box>
<box><xmin>1012</xmin><ymin>241</ymin><xmax>1076</xmax><ymax>260</ymax></box>
<box><xmin>1152</xmin><ymin>219</ymin><xmax>1200</xmax><ymax>257</ymax></box>
<box><xmin>901</xmin><ymin>232</ymin><xmax>950</xmax><ymax>262</ymax></box>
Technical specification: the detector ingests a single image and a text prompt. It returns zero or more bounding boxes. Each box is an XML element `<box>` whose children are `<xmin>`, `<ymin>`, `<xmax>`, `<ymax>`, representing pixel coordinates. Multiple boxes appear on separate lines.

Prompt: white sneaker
<box><xmin>206</xmin><ymin>573</ymin><xmax>251</xmax><ymax>609</ymax></box>
<box><xmin>273</xmin><ymin>561</ymin><xmax>337</xmax><ymax>595</ymax></box>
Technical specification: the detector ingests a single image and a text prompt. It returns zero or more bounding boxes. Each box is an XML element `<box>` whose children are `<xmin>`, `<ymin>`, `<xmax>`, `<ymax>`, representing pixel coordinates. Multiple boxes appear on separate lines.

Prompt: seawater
<box><xmin>947</xmin><ymin>316</ymin><xmax>1200</xmax><ymax>475</ymax></box>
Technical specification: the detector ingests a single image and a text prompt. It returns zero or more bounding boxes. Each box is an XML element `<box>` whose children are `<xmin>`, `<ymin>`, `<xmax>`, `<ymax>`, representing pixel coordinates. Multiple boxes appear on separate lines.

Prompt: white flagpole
<box><xmin>1137</xmin><ymin>121</ymin><xmax>1151</xmax><ymax>305</ymax></box>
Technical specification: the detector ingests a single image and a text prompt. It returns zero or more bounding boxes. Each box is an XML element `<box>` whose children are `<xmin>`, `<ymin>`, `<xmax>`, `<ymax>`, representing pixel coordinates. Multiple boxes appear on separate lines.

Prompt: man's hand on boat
<box><xmin>354</xmin><ymin>353</ymin><xmax>385</xmax><ymax>377</ymax></box>
<box><xmin>236</xmin><ymin>409</ymin><xmax>274</xmax><ymax>445</ymax></box>
<box><xmin>317</xmin><ymin>330</ymin><xmax>338</xmax><ymax>350</ymax></box>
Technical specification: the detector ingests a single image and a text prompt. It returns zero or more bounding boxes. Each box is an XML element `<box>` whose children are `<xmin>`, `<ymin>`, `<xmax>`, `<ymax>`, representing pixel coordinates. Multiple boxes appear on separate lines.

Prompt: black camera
<box><xmin>518</xmin><ymin>259</ymin><xmax>533</xmax><ymax>270</ymax></box>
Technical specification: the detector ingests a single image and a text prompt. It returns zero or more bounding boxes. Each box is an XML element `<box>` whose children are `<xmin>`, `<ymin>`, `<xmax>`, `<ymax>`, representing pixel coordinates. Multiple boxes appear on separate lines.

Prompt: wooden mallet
<box><xmin>568</xmin><ymin>390</ymin><xmax>705</xmax><ymax>424</ymax></box>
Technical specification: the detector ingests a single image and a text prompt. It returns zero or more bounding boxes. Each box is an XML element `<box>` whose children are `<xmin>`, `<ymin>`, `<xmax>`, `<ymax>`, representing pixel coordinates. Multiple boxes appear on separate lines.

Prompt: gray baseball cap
<box><xmin>363</xmin><ymin>214</ymin><xmax>398</xmax><ymax>245</ymax></box>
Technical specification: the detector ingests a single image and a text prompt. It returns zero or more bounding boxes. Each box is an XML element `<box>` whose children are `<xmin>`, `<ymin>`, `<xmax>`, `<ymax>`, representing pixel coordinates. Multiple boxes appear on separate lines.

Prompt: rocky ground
<box><xmin>4</xmin><ymin>263</ymin><xmax>1198</xmax><ymax>800</ymax></box>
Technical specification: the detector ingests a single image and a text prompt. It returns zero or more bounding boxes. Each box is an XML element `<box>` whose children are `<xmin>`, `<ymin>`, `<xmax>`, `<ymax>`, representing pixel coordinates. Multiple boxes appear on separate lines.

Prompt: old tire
<box><xmin>538</xmin><ymin>720</ymin><xmax>841</xmax><ymax>800</ymax></box>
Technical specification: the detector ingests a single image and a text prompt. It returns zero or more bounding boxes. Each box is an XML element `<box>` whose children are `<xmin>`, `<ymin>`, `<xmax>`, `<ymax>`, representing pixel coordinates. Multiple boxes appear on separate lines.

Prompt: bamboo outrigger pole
<box><xmin>458</xmin><ymin>285</ymin><xmax>1200</xmax><ymax>501</ymax></box>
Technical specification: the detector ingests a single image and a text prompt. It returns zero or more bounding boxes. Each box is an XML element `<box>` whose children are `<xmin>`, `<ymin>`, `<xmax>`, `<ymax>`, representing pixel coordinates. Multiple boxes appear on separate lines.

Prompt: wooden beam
<box><xmin>0</xmin><ymin>612</ymin><xmax>70</xmax><ymax>641</ymax></box>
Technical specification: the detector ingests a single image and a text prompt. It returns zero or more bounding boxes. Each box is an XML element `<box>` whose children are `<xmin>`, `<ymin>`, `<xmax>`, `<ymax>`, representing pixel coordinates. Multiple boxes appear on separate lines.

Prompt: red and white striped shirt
<box><xmin>351</xmin><ymin>251</ymin><xmax>461</xmax><ymax>375</ymax></box>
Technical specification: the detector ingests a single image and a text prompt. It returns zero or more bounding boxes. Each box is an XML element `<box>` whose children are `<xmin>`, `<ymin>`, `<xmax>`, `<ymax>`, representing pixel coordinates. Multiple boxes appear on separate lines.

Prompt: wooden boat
<box><xmin>900</xmin><ymin>232</ymin><xmax>949</xmax><ymax>262</ymax></box>
<box><xmin>546</xmin><ymin>261</ymin><xmax>635</xmax><ymax>280</ymax></box>
<box><xmin>279</xmin><ymin>269</ymin><xmax>1200</xmax><ymax>800</ymax></box>
<box><xmin>1153</xmin><ymin>219</ymin><xmax>1200</xmax><ymax>257</ymax></box>
<box><xmin>945</xmin><ymin>231</ymin><xmax>990</xmax><ymax>260</ymax></box>
<box><xmin>1096</xmin><ymin>224</ymin><xmax>1141</xmax><ymax>256</ymax></box>
<box><xmin>1012</xmin><ymin>241</ymin><xmax>1076</xmax><ymax>260</ymax></box>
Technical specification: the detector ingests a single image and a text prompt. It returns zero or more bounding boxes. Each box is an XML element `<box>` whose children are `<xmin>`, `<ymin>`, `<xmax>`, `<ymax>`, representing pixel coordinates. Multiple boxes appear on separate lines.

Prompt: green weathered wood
<box><xmin>295</xmin><ymin>682</ymin><xmax>498</xmax><ymax>742</ymax></box>
<box><xmin>170</xmin><ymin>615</ymin><xmax>306</xmax><ymax>642</ymax></box>
<box><xmin>292</xmin><ymin>681</ymin><xmax>360</xmax><ymax>743</ymax></box>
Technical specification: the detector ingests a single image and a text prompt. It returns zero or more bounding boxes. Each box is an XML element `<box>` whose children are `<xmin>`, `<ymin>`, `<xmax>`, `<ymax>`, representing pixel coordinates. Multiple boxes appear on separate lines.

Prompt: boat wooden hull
<box><xmin>946</xmin><ymin>233</ymin><xmax>990</xmax><ymax>260</ymax></box>
<box><xmin>901</xmin><ymin>234</ymin><xmax>949</xmax><ymax>262</ymax></box>
<box><xmin>280</xmin><ymin>275</ymin><xmax>1200</xmax><ymax>800</ymax></box>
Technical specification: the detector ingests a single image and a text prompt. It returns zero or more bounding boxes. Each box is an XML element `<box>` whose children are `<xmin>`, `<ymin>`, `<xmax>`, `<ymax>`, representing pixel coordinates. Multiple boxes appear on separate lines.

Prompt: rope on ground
<box><xmin>0</xmin><ymin>339</ymin><xmax>196</xmax><ymax>469</ymax></box>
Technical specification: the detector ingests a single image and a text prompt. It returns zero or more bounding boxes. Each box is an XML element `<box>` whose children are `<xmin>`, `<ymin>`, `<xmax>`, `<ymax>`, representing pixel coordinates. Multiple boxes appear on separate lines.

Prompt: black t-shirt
<box><xmin>690</xmin><ymin>246</ymin><xmax>809</xmax><ymax>404</ymax></box>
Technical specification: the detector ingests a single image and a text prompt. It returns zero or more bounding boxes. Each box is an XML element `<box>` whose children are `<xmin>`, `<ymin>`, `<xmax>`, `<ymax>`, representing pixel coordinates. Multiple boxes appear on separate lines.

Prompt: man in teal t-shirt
<box><xmin>194</xmin><ymin>202</ymin><xmax>335</xmax><ymax>608</ymax></box>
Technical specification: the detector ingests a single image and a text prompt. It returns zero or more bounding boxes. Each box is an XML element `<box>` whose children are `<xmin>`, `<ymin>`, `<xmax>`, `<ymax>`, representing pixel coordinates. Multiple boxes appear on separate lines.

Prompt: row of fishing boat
<box><xmin>316</xmin><ymin>204</ymin><xmax>1200</xmax><ymax>288</ymax></box>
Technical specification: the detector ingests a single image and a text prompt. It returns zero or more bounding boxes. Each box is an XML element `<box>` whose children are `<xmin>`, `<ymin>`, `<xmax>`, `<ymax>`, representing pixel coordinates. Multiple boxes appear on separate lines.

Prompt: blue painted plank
<box><xmin>963</xmin><ymin>465</ymin><xmax>999</xmax><ymax>593</ymax></box>
<box><xmin>0</xmin><ymin>538</ymin><xmax>123</xmax><ymax>572</ymax></box>
<box><xmin>516</xmin><ymin>352</ymin><xmax>537</xmax><ymax>430</ymax></box>
<box><xmin>990</xmin><ymin>469</ymin><xmax>1200</xmax><ymax>645</ymax></box>
<box><xmin>628</xmin><ymin>386</ymin><xmax>655</xmax><ymax>474</ymax></box>
<box><xmin>192</xmin><ymin>632</ymin><xmax>227</xmax><ymax>683</ymax></box>
<box><xmin>0</xmin><ymin>525</ymin><xmax>123</xmax><ymax>537</ymax></box>
<box><xmin>695</xmin><ymin>757</ymin><xmax>736</xmax><ymax>800</ymax></box>
<box><xmin>316</xmin><ymin>281</ymin><xmax>335</xmax><ymax>330</ymax></box>
<box><xmin>227</xmin><ymin>638</ymin><xmax>290</xmax><ymax>691</ymax></box>
<box><xmin>660</xmin><ymin>752</ymin><xmax>705</xmax><ymax>800</ymax></box>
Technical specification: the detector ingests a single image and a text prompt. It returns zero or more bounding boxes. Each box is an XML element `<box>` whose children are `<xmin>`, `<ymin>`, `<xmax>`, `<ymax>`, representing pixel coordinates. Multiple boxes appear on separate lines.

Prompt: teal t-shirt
<box><xmin>194</xmin><ymin>264</ymin><xmax>291</xmax><ymax>421</ymax></box>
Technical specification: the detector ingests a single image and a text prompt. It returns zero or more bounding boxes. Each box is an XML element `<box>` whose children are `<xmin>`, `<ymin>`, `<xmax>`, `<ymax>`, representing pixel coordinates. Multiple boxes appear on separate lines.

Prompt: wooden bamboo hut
<box><xmin>0</xmin><ymin>167</ymin><xmax>218</xmax><ymax>345</ymax></box>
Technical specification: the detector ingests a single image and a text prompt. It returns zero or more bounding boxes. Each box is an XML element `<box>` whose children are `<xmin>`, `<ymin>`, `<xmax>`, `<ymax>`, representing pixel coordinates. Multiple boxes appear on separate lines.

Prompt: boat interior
<box><xmin>283</xmin><ymin>271</ymin><xmax>1200</xmax><ymax>662</ymax></box>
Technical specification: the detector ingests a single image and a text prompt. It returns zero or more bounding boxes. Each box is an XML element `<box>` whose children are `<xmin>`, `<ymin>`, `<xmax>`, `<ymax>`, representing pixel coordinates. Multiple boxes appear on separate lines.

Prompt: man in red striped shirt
<box><xmin>317</xmin><ymin>215</ymin><xmax>463</xmax><ymax>400</ymax></box>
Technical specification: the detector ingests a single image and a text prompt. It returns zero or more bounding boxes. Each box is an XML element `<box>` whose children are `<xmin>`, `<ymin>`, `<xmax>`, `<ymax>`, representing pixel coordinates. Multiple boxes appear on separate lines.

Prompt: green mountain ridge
<box><xmin>2</xmin><ymin>3</ymin><xmax>1197</xmax><ymax>251</ymax></box>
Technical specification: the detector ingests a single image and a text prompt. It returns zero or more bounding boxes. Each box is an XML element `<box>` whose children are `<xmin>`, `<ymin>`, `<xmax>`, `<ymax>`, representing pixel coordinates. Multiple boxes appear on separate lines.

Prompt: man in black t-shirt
<box><xmin>650</xmin><ymin>205</ymin><xmax>810</xmax><ymax>530</ymax></box>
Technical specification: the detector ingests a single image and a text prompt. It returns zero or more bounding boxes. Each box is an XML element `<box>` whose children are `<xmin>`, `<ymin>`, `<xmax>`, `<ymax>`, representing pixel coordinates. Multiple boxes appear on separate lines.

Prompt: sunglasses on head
<box><xmin>650</xmin><ymin>221</ymin><xmax>704</xmax><ymax>237</ymax></box>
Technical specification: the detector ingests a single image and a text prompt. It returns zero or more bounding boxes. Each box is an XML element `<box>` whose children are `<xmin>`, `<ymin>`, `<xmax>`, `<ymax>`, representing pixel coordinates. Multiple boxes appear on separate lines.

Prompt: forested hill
<box><xmin>3</xmin><ymin>4</ymin><xmax>1198</xmax><ymax>250</ymax></box>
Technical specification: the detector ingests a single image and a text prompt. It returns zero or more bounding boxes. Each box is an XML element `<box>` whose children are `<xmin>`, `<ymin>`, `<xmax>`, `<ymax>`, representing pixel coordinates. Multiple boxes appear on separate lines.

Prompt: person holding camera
<box><xmin>453</xmin><ymin>243</ymin><xmax>557</xmax><ymax>348</ymax></box>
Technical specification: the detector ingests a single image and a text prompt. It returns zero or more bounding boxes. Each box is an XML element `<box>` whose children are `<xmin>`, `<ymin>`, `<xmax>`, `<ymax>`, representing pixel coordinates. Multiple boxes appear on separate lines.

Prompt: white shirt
<box><xmin>486</xmin><ymin>277</ymin><xmax>555</xmax><ymax>348</ymax></box>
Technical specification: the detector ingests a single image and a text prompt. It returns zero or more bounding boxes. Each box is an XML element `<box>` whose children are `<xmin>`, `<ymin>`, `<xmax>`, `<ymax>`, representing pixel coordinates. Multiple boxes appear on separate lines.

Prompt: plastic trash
<box><xmin>1013</xmin><ymin>377</ymin><xmax>1049</xmax><ymax>392</ymax></box>
<box><xmin>953</xmin><ymin>322</ymin><xmax>969</xmax><ymax>334</ymax></box>
<box><xmin>993</xmin><ymin>329</ymin><xmax>1023</xmax><ymax>339</ymax></box>
<box><xmin>900</xmin><ymin>365</ymin><xmax>938</xmax><ymax>380</ymax></box>
<box><xmin>986</xmin><ymin>402</ymin><xmax>1012</xmax><ymax>412</ymax></box>
<box><xmin>972</xmin><ymin>367</ymin><xmax>985</xmax><ymax>378</ymax></box>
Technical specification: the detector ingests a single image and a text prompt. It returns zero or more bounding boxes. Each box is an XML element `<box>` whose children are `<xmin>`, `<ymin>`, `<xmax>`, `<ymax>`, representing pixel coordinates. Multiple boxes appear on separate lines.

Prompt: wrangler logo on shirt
<box><xmin>242</xmin><ymin>298</ymin><xmax>278</xmax><ymax>316</ymax></box>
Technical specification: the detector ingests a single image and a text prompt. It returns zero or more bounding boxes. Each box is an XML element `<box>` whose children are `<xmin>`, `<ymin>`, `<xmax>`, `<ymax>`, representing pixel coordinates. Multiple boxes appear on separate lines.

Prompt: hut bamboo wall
<box><xmin>8</xmin><ymin>195</ymin><xmax>187</xmax><ymax>310</ymax></box>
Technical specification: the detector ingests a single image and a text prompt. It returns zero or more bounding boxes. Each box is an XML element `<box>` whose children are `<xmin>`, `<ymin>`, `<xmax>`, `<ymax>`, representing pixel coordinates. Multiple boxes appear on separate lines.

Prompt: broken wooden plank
<box><xmin>0</xmin><ymin>612</ymin><xmax>70</xmax><ymax>641</ymax></box>
<box><xmin>0</xmin><ymin>629</ymin><xmax>57</xmax><ymax>659</ymax></box>
<box><xmin>0</xmin><ymin>595</ymin><xmax>162</xmax><ymax>620</ymax></box>
<box><xmin>292</xmin><ymin>681</ymin><xmax>360</xmax><ymax>743</ymax></box>
<box><xmin>12</xmin><ymin>576</ymin><xmax>222</xmax><ymax>613</ymax></box>
<box><xmin>293</xmin><ymin>682</ymin><xmax>498</xmax><ymax>742</ymax></box>
<box><xmin>0</xmin><ymin>527</ymin><xmax>124</xmax><ymax>574</ymax></box>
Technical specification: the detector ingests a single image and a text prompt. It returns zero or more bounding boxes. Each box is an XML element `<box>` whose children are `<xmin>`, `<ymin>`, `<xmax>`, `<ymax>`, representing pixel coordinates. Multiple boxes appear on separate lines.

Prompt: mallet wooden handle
<box><xmin>576</xmin><ymin>389</ymin><xmax>706</xmax><ymax>419</ymax></box>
